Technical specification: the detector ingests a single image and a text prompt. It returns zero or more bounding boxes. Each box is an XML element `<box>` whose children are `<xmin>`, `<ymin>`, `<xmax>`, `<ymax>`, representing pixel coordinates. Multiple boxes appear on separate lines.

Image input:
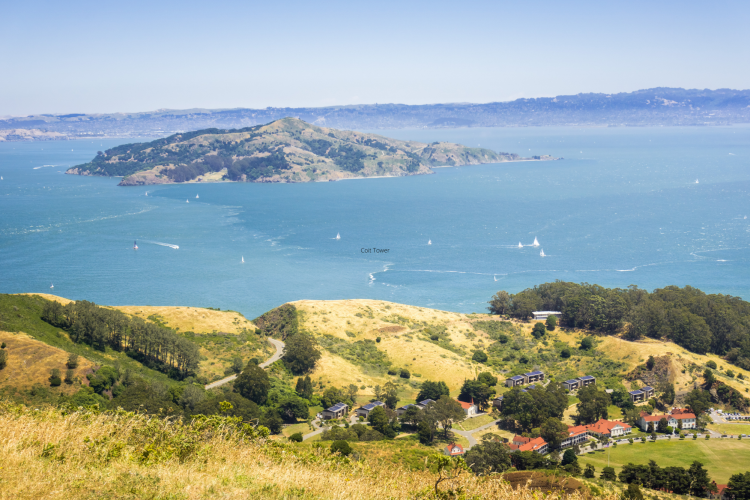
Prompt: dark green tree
<box><xmin>427</xmin><ymin>396</ymin><xmax>466</xmax><ymax>438</ymax></box>
<box><xmin>282</xmin><ymin>333</ymin><xmax>321</xmax><ymax>374</ymax></box>
<box><xmin>330</xmin><ymin>440</ymin><xmax>352</xmax><ymax>456</ymax></box>
<box><xmin>234</xmin><ymin>363</ymin><xmax>270</xmax><ymax>405</ymax></box>
<box><xmin>703</xmin><ymin>368</ymin><xmax>716</xmax><ymax>387</ymax></box>
<box><xmin>477</xmin><ymin>372</ymin><xmax>498</xmax><ymax>387</ymax></box>
<box><xmin>646</xmin><ymin>355</ymin><xmax>655</xmax><ymax>370</ymax></box>
<box><xmin>545</xmin><ymin>315</ymin><xmax>557</xmax><ymax>331</ymax></box>
<box><xmin>49</xmin><ymin>368</ymin><xmax>62</xmax><ymax>387</ymax></box>
<box><xmin>66</xmin><ymin>353</ymin><xmax>79</xmax><ymax>369</ymax></box>
<box><xmin>368</xmin><ymin>406</ymin><xmax>391</xmax><ymax>436</ymax></box>
<box><xmin>688</xmin><ymin>461</ymin><xmax>716</xmax><ymax>497</ymax></box>
<box><xmin>417</xmin><ymin>420</ymin><xmax>433</xmax><ymax>444</ymax></box>
<box><xmin>472</xmin><ymin>350</ymin><xmax>488</xmax><ymax>363</ymax></box>
<box><xmin>463</xmin><ymin>439</ymin><xmax>512</xmax><ymax>475</ymax></box>
<box><xmin>540</xmin><ymin>417</ymin><xmax>568</xmax><ymax>449</ymax></box>
<box><xmin>685</xmin><ymin>388</ymin><xmax>712</xmax><ymax>415</ymax></box>
<box><xmin>574</xmin><ymin>385</ymin><xmax>610</xmax><ymax>425</ymax></box>
<box><xmin>289</xmin><ymin>432</ymin><xmax>303</xmax><ymax>443</ymax></box>
<box><xmin>261</xmin><ymin>408</ymin><xmax>284</xmax><ymax>434</ymax></box>
<box><xmin>580</xmin><ymin>337</ymin><xmax>594</xmax><ymax>350</ymax></box>
<box><xmin>416</xmin><ymin>380</ymin><xmax>450</xmax><ymax>402</ymax></box>
<box><xmin>727</xmin><ymin>471</ymin><xmax>750</xmax><ymax>500</ymax></box>
<box><xmin>459</xmin><ymin>378</ymin><xmax>495</xmax><ymax>410</ymax></box>
<box><xmin>230</xmin><ymin>356</ymin><xmax>244</xmax><ymax>373</ymax></box>
<box><xmin>561</xmin><ymin>448</ymin><xmax>578</xmax><ymax>466</ymax></box>
<box><xmin>584</xmin><ymin>464</ymin><xmax>596</xmax><ymax>478</ymax></box>
<box><xmin>488</xmin><ymin>291</ymin><xmax>512</xmax><ymax>315</ymax></box>
<box><xmin>561</xmin><ymin>348</ymin><xmax>571</xmax><ymax>359</ymax></box>
<box><xmin>278</xmin><ymin>394</ymin><xmax>309</xmax><ymax>422</ymax></box>
<box><xmin>0</xmin><ymin>349</ymin><xmax>7</xmax><ymax>370</ymax></box>
<box><xmin>601</xmin><ymin>466</ymin><xmax>617</xmax><ymax>481</ymax></box>
<box><xmin>623</xmin><ymin>483</ymin><xmax>644</xmax><ymax>500</ymax></box>
<box><xmin>400</xmin><ymin>405</ymin><xmax>422</xmax><ymax>427</ymax></box>
<box><xmin>532</xmin><ymin>322</ymin><xmax>547</xmax><ymax>339</ymax></box>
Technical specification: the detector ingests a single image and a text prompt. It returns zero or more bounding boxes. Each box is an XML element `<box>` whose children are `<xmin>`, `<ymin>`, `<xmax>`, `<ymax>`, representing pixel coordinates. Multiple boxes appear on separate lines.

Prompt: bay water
<box><xmin>1</xmin><ymin>126</ymin><xmax>749</xmax><ymax>319</ymax></box>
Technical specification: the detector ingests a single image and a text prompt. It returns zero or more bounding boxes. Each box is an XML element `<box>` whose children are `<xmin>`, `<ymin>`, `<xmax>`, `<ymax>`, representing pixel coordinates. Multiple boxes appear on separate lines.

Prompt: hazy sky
<box><xmin>2</xmin><ymin>0</ymin><xmax>749</xmax><ymax>116</ymax></box>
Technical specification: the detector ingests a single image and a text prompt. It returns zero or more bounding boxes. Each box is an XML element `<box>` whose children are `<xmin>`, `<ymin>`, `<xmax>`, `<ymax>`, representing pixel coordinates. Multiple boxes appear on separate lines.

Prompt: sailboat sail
<box><xmin>336</xmin><ymin>233</ymin><xmax>341</xmax><ymax>240</ymax></box>
<box><xmin>134</xmin><ymin>241</ymin><xmax>138</xmax><ymax>250</ymax></box>
<box><xmin>533</xmin><ymin>237</ymin><xmax>540</xmax><ymax>247</ymax></box>
<box><xmin>241</xmin><ymin>256</ymin><xmax>244</xmax><ymax>263</ymax></box>
<box><xmin>540</xmin><ymin>249</ymin><xmax>545</xmax><ymax>257</ymax></box>
<box><xmin>518</xmin><ymin>242</ymin><xmax>523</xmax><ymax>248</ymax></box>
<box><xmin>196</xmin><ymin>194</ymin><xmax>199</xmax><ymax>199</ymax></box>
<box><xmin>428</xmin><ymin>239</ymin><xmax>432</xmax><ymax>245</ymax></box>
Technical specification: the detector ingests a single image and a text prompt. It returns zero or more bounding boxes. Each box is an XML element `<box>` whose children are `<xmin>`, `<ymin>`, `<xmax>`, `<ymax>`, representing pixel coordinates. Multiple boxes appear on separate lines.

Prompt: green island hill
<box><xmin>66</xmin><ymin>117</ymin><xmax>559</xmax><ymax>186</ymax></box>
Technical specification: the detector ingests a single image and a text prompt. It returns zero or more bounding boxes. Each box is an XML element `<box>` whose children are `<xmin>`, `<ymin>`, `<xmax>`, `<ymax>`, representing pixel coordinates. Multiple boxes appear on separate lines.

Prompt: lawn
<box><xmin>707</xmin><ymin>423</ymin><xmax>750</xmax><ymax>435</ymax></box>
<box><xmin>282</xmin><ymin>422</ymin><xmax>313</xmax><ymax>437</ymax></box>
<box><xmin>456</xmin><ymin>413</ymin><xmax>498</xmax><ymax>431</ymax></box>
<box><xmin>308</xmin><ymin>406</ymin><xmax>323</xmax><ymax>418</ymax></box>
<box><xmin>607</xmin><ymin>405</ymin><xmax>623</xmax><ymax>420</ymax></box>
<box><xmin>578</xmin><ymin>438</ymin><xmax>750</xmax><ymax>483</ymax></box>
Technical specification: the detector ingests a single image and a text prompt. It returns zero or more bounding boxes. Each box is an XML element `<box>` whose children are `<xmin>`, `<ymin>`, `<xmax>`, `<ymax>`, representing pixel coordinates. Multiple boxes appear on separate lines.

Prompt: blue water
<box><xmin>1</xmin><ymin>126</ymin><xmax>749</xmax><ymax>318</ymax></box>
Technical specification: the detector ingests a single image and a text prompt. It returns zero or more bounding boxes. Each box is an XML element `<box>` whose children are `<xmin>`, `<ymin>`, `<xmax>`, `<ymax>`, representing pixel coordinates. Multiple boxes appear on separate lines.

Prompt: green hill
<box><xmin>66</xmin><ymin>117</ymin><xmax>557</xmax><ymax>186</ymax></box>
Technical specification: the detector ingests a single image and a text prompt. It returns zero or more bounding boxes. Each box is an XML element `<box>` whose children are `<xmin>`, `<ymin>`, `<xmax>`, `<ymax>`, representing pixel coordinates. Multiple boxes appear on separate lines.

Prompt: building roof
<box><xmin>629</xmin><ymin>390</ymin><xmax>644</xmax><ymax>395</ymax></box>
<box><xmin>360</xmin><ymin>401</ymin><xmax>384</xmax><ymax>411</ymax></box>
<box><xmin>526</xmin><ymin>384</ymin><xmax>538</xmax><ymax>391</ymax></box>
<box><xmin>525</xmin><ymin>370</ymin><xmax>544</xmax><ymax>376</ymax></box>
<box><xmin>564</xmin><ymin>379</ymin><xmax>579</xmax><ymax>384</ymax></box>
<box><xmin>586</xmin><ymin>419</ymin><xmax>631</xmax><ymax>434</ymax></box>
<box><xmin>418</xmin><ymin>399</ymin><xmax>435</xmax><ymax>407</ymax></box>
<box><xmin>566</xmin><ymin>425</ymin><xmax>590</xmax><ymax>437</ymax></box>
<box><xmin>671</xmin><ymin>408</ymin><xmax>693</xmax><ymax>415</ymax></box>
<box><xmin>518</xmin><ymin>437</ymin><xmax>547</xmax><ymax>452</ymax></box>
<box><xmin>512</xmin><ymin>435</ymin><xmax>532</xmax><ymax>445</ymax></box>
<box><xmin>457</xmin><ymin>399</ymin><xmax>476</xmax><ymax>410</ymax></box>
<box><xmin>325</xmin><ymin>402</ymin><xmax>348</xmax><ymax>412</ymax></box>
<box><xmin>640</xmin><ymin>414</ymin><xmax>663</xmax><ymax>423</ymax></box>
<box><xmin>445</xmin><ymin>442</ymin><xmax>465</xmax><ymax>456</ymax></box>
<box><xmin>641</xmin><ymin>386</ymin><xmax>654</xmax><ymax>392</ymax></box>
<box><xmin>398</xmin><ymin>404</ymin><xmax>418</xmax><ymax>411</ymax></box>
<box><xmin>508</xmin><ymin>375</ymin><xmax>525</xmax><ymax>381</ymax></box>
<box><xmin>578</xmin><ymin>375</ymin><xmax>595</xmax><ymax>381</ymax></box>
<box><xmin>532</xmin><ymin>311</ymin><xmax>561</xmax><ymax>315</ymax></box>
<box><xmin>670</xmin><ymin>412</ymin><xmax>696</xmax><ymax>420</ymax></box>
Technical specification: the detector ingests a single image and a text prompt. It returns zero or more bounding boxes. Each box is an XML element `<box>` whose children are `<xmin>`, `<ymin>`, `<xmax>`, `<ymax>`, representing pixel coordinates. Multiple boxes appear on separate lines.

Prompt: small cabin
<box><xmin>532</xmin><ymin>311</ymin><xmax>562</xmax><ymax>321</ymax></box>
<box><xmin>356</xmin><ymin>401</ymin><xmax>385</xmax><ymax>419</ymax></box>
<box><xmin>321</xmin><ymin>402</ymin><xmax>349</xmax><ymax>420</ymax></box>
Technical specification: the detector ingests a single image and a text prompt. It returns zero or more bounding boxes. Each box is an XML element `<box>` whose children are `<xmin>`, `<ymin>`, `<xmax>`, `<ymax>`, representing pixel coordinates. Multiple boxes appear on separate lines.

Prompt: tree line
<box><xmin>489</xmin><ymin>282</ymin><xmax>750</xmax><ymax>370</ymax></box>
<box><xmin>42</xmin><ymin>300</ymin><xmax>199</xmax><ymax>378</ymax></box>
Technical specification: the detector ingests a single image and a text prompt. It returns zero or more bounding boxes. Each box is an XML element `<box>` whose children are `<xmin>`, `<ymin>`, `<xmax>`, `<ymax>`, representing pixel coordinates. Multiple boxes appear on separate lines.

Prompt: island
<box><xmin>66</xmin><ymin>117</ymin><xmax>559</xmax><ymax>185</ymax></box>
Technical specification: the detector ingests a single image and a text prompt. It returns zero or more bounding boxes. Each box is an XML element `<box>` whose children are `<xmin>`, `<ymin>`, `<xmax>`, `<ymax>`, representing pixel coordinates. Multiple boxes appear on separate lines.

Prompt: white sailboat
<box><xmin>241</xmin><ymin>256</ymin><xmax>244</xmax><ymax>263</ymax></box>
<box><xmin>532</xmin><ymin>237</ymin><xmax>540</xmax><ymax>247</ymax></box>
<box><xmin>540</xmin><ymin>249</ymin><xmax>546</xmax><ymax>257</ymax></box>
<box><xmin>196</xmin><ymin>194</ymin><xmax>199</xmax><ymax>199</ymax></box>
<box><xmin>335</xmin><ymin>233</ymin><xmax>341</xmax><ymax>240</ymax></box>
<box><xmin>186</xmin><ymin>199</ymin><xmax>189</xmax><ymax>203</ymax></box>
<box><xmin>695</xmin><ymin>179</ymin><xmax>699</xmax><ymax>184</ymax></box>
<box><xmin>145</xmin><ymin>191</ymin><xmax>148</xmax><ymax>196</ymax></box>
<box><xmin>1</xmin><ymin>176</ymin><xmax>3</xmax><ymax>180</ymax></box>
<box><xmin>518</xmin><ymin>242</ymin><xmax>523</xmax><ymax>248</ymax></box>
<box><xmin>50</xmin><ymin>283</ymin><xmax>54</xmax><ymax>289</ymax></box>
<box><xmin>134</xmin><ymin>240</ymin><xmax>138</xmax><ymax>250</ymax></box>
<box><xmin>428</xmin><ymin>239</ymin><xmax>432</xmax><ymax>245</ymax></box>
<box><xmin>494</xmin><ymin>275</ymin><xmax>498</xmax><ymax>282</ymax></box>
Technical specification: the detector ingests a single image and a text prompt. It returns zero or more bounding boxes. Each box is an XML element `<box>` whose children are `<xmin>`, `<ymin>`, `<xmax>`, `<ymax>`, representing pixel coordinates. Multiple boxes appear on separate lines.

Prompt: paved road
<box><xmin>452</xmin><ymin>416</ymin><xmax>501</xmax><ymax>449</ymax></box>
<box><xmin>204</xmin><ymin>337</ymin><xmax>285</xmax><ymax>390</ymax></box>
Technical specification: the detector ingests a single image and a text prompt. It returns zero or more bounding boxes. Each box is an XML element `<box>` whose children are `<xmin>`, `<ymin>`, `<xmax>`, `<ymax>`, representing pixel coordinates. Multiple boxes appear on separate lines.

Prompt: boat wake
<box><xmin>33</xmin><ymin>165</ymin><xmax>58</xmax><ymax>170</ymax></box>
<box><xmin>142</xmin><ymin>240</ymin><xmax>180</xmax><ymax>250</ymax></box>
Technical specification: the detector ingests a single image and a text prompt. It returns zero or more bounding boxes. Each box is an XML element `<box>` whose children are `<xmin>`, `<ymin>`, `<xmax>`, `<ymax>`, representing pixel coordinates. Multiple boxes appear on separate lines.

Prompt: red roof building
<box><xmin>444</xmin><ymin>442</ymin><xmax>465</xmax><ymax>456</ymax></box>
<box><xmin>508</xmin><ymin>435</ymin><xmax>548</xmax><ymax>454</ymax></box>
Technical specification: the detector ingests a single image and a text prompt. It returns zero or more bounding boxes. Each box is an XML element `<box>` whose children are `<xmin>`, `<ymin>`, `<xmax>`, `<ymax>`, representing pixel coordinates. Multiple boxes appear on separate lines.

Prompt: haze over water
<box><xmin>1</xmin><ymin>126</ymin><xmax>749</xmax><ymax>319</ymax></box>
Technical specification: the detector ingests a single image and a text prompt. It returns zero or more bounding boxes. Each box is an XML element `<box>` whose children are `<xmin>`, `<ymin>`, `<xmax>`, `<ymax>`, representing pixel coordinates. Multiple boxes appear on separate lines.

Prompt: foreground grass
<box><xmin>0</xmin><ymin>401</ymin><xmax>607</xmax><ymax>500</ymax></box>
<box><xmin>578</xmin><ymin>439</ymin><xmax>750</xmax><ymax>483</ymax></box>
<box><xmin>707</xmin><ymin>423</ymin><xmax>750</xmax><ymax>435</ymax></box>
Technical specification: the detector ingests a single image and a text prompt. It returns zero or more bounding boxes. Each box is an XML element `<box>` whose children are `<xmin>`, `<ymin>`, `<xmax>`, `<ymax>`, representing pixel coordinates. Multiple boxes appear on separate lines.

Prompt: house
<box><xmin>585</xmin><ymin>419</ymin><xmax>632</xmax><ymax>438</ymax></box>
<box><xmin>710</xmin><ymin>483</ymin><xmax>729</xmax><ymax>500</ymax></box>
<box><xmin>396</xmin><ymin>404</ymin><xmax>419</xmax><ymax>417</ymax></box>
<box><xmin>508</xmin><ymin>435</ymin><xmax>548</xmax><ymax>454</ymax></box>
<box><xmin>458</xmin><ymin>399</ymin><xmax>478</xmax><ymax>417</ymax></box>
<box><xmin>639</xmin><ymin>409</ymin><xmax>697</xmax><ymax>431</ymax></box>
<box><xmin>356</xmin><ymin>401</ymin><xmax>385</xmax><ymax>419</ymax></box>
<box><xmin>578</xmin><ymin>375</ymin><xmax>596</xmax><ymax>388</ymax></box>
<box><xmin>641</xmin><ymin>386</ymin><xmax>655</xmax><ymax>399</ymax></box>
<box><xmin>638</xmin><ymin>412</ymin><xmax>662</xmax><ymax>431</ymax></box>
<box><xmin>444</xmin><ymin>442</ymin><xmax>465</xmax><ymax>457</ymax></box>
<box><xmin>416</xmin><ymin>399</ymin><xmax>435</xmax><ymax>408</ymax></box>
<box><xmin>525</xmin><ymin>370</ymin><xmax>545</xmax><ymax>383</ymax></box>
<box><xmin>561</xmin><ymin>425</ymin><xmax>590</xmax><ymax>449</ymax></box>
<box><xmin>505</xmin><ymin>375</ymin><xmax>526</xmax><ymax>388</ymax></box>
<box><xmin>532</xmin><ymin>311</ymin><xmax>561</xmax><ymax>321</ymax></box>
<box><xmin>563</xmin><ymin>379</ymin><xmax>580</xmax><ymax>391</ymax></box>
<box><xmin>629</xmin><ymin>389</ymin><xmax>645</xmax><ymax>403</ymax></box>
<box><xmin>492</xmin><ymin>395</ymin><xmax>504</xmax><ymax>410</ymax></box>
<box><xmin>321</xmin><ymin>402</ymin><xmax>349</xmax><ymax>420</ymax></box>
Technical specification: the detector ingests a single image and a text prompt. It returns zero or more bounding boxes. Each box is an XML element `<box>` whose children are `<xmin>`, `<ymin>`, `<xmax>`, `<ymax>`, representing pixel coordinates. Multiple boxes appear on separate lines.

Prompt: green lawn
<box><xmin>308</xmin><ymin>406</ymin><xmax>323</xmax><ymax>418</ymax></box>
<box><xmin>568</xmin><ymin>395</ymin><xmax>580</xmax><ymax>407</ymax></box>
<box><xmin>456</xmin><ymin>413</ymin><xmax>498</xmax><ymax>431</ymax></box>
<box><xmin>707</xmin><ymin>423</ymin><xmax>750</xmax><ymax>436</ymax></box>
<box><xmin>578</xmin><ymin>438</ymin><xmax>750</xmax><ymax>483</ymax></box>
<box><xmin>607</xmin><ymin>405</ymin><xmax>623</xmax><ymax>420</ymax></box>
<box><xmin>282</xmin><ymin>422</ymin><xmax>312</xmax><ymax>437</ymax></box>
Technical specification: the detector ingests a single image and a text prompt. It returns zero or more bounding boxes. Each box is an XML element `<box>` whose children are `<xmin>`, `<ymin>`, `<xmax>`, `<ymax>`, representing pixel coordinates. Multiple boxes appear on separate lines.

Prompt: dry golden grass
<box><xmin>0</xmin><ymin>331</ymin><xmax>95</xmax><ymax>393</ymax></box>
<box><xmin>0</xmin><ymin>403</ymin><xmax>605</xmax><ymax>500</ymax></box>
<box><xmin>114</xmin><ymin>305</ymin><xmax>255</xmax><ymax>334</ymax></box>
<box><xmin>17</xmin><ymin>293</ymin><xmax>73</xmax><ymax>305</ymax></box>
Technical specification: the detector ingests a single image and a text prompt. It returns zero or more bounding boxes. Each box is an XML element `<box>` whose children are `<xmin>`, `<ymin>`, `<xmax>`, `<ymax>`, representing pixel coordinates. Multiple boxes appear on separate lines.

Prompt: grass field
<box><xmin>456</xmin><ymin>413</ymin><xmax>497</xmax><ymax>431</ymax></box>
<box><xmin>707</xmin><ymin>423</ymin><xmax>750</xmax><ymax>435</ymax></box>
<box><xmin>281</xmin><ymin>422</ymin><xmax>312</xmax><ymax>437</ymax></box>
<box><xmin>114</xmin><ymin>305</ymin><xmax>256</xmax><ymax>334</ymax></box>
<box><xmin>578</xmin><ymin>439</ymin><xmax>750</xmax><ymax>483</ymax></box>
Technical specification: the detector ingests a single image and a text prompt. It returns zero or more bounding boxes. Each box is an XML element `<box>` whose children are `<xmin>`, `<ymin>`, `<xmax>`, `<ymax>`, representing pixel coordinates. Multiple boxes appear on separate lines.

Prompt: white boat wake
<box><xmin>142</xmin><ymin>240</ymin><xmax>180</xmax><ymax>250</ymax></box>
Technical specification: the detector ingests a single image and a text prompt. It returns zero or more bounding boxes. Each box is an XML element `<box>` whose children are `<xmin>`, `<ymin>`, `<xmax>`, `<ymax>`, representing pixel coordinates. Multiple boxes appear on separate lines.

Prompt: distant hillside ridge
<box><xmin>67</xmin><ymin>118</ymin><xmax>556</xmax><ymax>185</ymax></box>
<box><xmin>5</xmin><ymin>87</ymin><xmax>750</xmax><ymax>139</ymax></box>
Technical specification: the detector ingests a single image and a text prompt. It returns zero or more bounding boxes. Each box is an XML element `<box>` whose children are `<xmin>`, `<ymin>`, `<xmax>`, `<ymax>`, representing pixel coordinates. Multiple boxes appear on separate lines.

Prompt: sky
<box><xmin>2</xmin><ymin>0</ymin><xmax>750</xmax><ymax>116</ymax></box>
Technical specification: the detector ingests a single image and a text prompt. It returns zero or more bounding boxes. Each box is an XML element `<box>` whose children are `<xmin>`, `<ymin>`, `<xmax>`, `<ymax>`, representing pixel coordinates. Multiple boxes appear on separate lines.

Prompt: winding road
<box><xmin>204</xmin><ymin>337</ymin><xmax>285</xmax><ymax>390</ymax></box>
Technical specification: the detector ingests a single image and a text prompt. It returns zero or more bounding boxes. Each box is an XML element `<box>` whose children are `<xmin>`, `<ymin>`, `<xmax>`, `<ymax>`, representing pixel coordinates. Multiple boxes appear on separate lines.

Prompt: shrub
<box><xmin>545</xmin><ymin>315</ymin><xmax>557</xmax><ymax>331</ymax></box>
<box><xmin>727</xmin><ymin>370</ymin><xmax>735</xmax><ymax>378</ymax></box>
<box><xmin>376</xmin><ymin>337</ymin><xmax>381</xmax><ymax>343</ymax></box>
<box><xmin>0</xmin><ymin>342</ymin><xmax>6</xmax><ymax>349</ymax></box>
<box><xmin>400</xmin><ymin>369</ymin><xmax>410</xmax><ymax>379</ymax></box>
<box><xmin>64</xmin><ymin>369</ymin><xmax>75</xmax><ymax>384</ymax></box>
<box><xmin>472</xmin><ymin>350</ymin><xmax>488</xmax><ymax>363</ymax></box>
<box><xmin>289</xmin><ymin>432</ymin><xmax>303</xmax><ymax>443</ymax></box>
<box><xmin>706</xmin><ymin>360</ymin><xmax>717</xmax><ymax>369</ymax></box>
<box><xmin>580</xmin><ymin>337</ymin><xmax>594</xmax><ymax>350</ymax></box>
<box><xmin>66</xmin><ymin>353</ymin><xmax>79</xmax><ymax>369</ymax></box>
<box><xmin>0</xmin><ymin>350</ymin><xmax>7</xmax><ymax>370</ymax></box>
<box><xmin>49</xmin><ymin>368</ymin><xmax>62</xmax><ymax>387</ymax></box>
<box><xmin>561</xmin><ymin>348</ymin><xmax>571</xmax><ymax>359</ymax></box>
<box><xmin>330</xmin><ymin>440</ymin><xmax>352</xmax><ymax>456</ymax></box>
<box><xmin>531</xmin><ymin>322</ymin><xmax>546</xmax><ymax>339</ymax></box>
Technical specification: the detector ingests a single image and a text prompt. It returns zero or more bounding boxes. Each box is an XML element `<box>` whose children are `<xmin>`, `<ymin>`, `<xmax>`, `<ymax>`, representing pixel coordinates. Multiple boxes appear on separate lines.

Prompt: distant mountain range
<box><xmin>3</xmin><ymin>88</ymin><xmax>750</xmax><ymax>140</ymax></box>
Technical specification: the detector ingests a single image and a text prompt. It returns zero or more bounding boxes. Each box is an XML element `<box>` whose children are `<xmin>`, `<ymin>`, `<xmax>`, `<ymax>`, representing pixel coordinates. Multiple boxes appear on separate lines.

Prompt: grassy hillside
<box><xmin>67</xmin><ymin>117</ymin><xmax>556</xmax><ymax>185</ymax></box>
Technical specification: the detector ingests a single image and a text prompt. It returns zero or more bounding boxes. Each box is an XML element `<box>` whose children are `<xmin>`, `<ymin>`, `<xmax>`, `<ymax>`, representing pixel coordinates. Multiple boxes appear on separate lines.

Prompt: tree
<box><xmin>66</xmin><ymin>353</ymin><xmax>79</xmax><ymax>369</ymax></box>
<box><xmin>488</xmin><ymin>291</ymin><xmax>512</xmax><ymax>315</ymax></box>
<box><xmin>580</xmin><ymin>337</ymin><xmax>594</xmax><ymax>350</ymax></box>
<box><xmin>234</xmin><ymin>363</ymin><xmax>270</xmax><ymax>405</ymax></box>
<box><xmin>660</xmin><ymin>382</ymin><xmax>675</xmax><ymax>405</ymax></box>
<box><xmin>459</xmin><ymin>378</ymin><xmax>495</xmax><ymax>410</ymax></box>
<box><xmin>400</xmin><ymin>368</ymin><xmax>410</xmax><ymax>379</ymax></box>
<box><xmin>417</xmin><ymin>380</ymin><xmax>450</xmax><ymax>402</ymax></box>
<box><xmin>230</xmin><ymin>356</ymin><xmax>244</xmax><ymax>373</ymax></box>
<box><xmin>703</xmin><ymin>368</ymin><xmax>716</xmax><ymax>387</ymax></box>
<box><xmin>400</xmin><ymin>405</ymin><xmax>422</xmax><ymax>427</ymax></box>
<box><xmin>295</xmin><ymin>376</ymin><xmax>314</xmax><ymax>400</ymax></box>
<box><xmin>383</xmin><ymin>381</ymin><xmax>399</xmax><ymax>409</ymax></box>
<box><xmin>540</xmin><ymin>417</ymin><xmax>569</xmax><ymax>449</ymax></box>
<box><xmin>278</xmin><ymin>394</ymin><xmax>309</xmax><ymax>422</ymax></box>
<box><xmin>727</xmin><ymin>471</ymin><xmax>750</xmax><ymax>500</ymax></box>
<box><xmin>261</xmin><ymin>408</ymin><xmax>284</xmax><ymax>434</ymax></box>
<box><xmin>429</xmin><ymin>396</ymin><xmax>466</xmax><ymax>438</ymax></box>
<box><xmin>64</xmin><ymin>368</ymin><xmax>75</xmax><ymax>384</ymax></box>
<box><xmin>561</xmin><ymin>348</ymin><xmax>571</xmax><ymax>358</ymax></box>
<box><xmin>584</xmin><ymin>464</ymin><xmax>596</xmax><ymax>478</ymax></box>
<box><xmin>472</xmin><ymin>350</ymin><xmax>488</xmax><ymax>363</ymax></box>
<box><xmin>688</xmin><ymin>461</ymin><xmax>716</xmax><ymax>497</ymax></box>
<box><xmin>289</xmin><ymin>432</ymin><xmax>303</xmax><ymax>443</ymax></box>
<box><xmin>330</xmin><ymin>440</ymin><xmax>352</xmax><ymax>456</ymax></box>
<box><xmin>546</xmin><ymin>315</ymin><xmax>557</xmax><ymax>331</ymax></box>
<box><xmin>49</xmin><ymin>368</ymin><xmax>62</xmax><ymax>387</ymax></box>
<box><xmin>417</xmin><ymin>420</ymin><xmax>433</xmax><ymax>444</ymax></box>
<box><xmin>463</xmin><ymin>440</ymin><xmax>511</xmax><ymax>475</ymax></box>
<box><xmin>646</xmin><ymin>355</ymin><xmax>655</xmax><ymax>370</ymax></box>
<box><xmin>346</xmin><ymin>383</ymin><xmax>358</xmax><ymax>403</ymax></box>
<box><xmin>282</xmin><ymin>333</ymin><xmax>321</xmax><ymax>374</ymax></box>
<box><xmin>574</xmin><ymin>385</ymin><xmax>611</xmax><ymax>425</ymax></box>
<box><xmin>647</xmin><ymin>421</ymin><xmax>654</xmax><ymax>433</ymax></box>
<box><xmin>179</xmin><ymin>384</ymin><xmax>206</xmax><ymax>411</ymax></box>
<box><xmin>532</xmin><ymin>322</ymin><xmax>547</xmax><ymax>339</ymax></box>
<box><xmin>477</xmin><ymin>372</ymin><xmax>498</xmax><ymax>387</ymax></box>
<box><xmin>706</xmin><ymin>360</ymin><xmax>717</xmax><ymax>369</ymax></box>
<box><xmin>623</xmin><ymin>483</ymin><xmax>644</xmax><ymax>500</ymax></box>
<box><xmin>658</xmin><ymin>417</ymin><xmax>669</xmax><ymax>433</ymax></box>
<box><xmin>368</xmin><ymin>406</ymin><xmax>391</xmax><ymax>436</ymax></box>
<box><xmin>685</xmin><ymin>388</ymin><xmax>712</xmax><ymax>415</ymax></box>
<box><xmin>0</xmin><ymin>350</ymin><xmax>7</xmax><ymax>370</ymax></box>
<box><xmin>321</xmin><ymin>386</ymin><xmax>347</xmax><ymax>408</ymax></box>
<box><xmin>601</xmin><ymin>466</ymin><xmax>617</xmax><ymax>481</ymax></box>
<box><xmin>561</xmin><ymin>448</ymin><xmax>578</xmax><ymax>466</ymax></box>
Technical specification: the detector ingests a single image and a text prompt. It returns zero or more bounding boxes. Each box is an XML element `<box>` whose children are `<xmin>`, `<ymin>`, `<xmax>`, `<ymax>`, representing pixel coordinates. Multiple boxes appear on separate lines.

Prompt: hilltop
<box><xmin>66</xmin><ymin>118</ymin><xmax>555</xmax><ymax>185</ymax></box>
